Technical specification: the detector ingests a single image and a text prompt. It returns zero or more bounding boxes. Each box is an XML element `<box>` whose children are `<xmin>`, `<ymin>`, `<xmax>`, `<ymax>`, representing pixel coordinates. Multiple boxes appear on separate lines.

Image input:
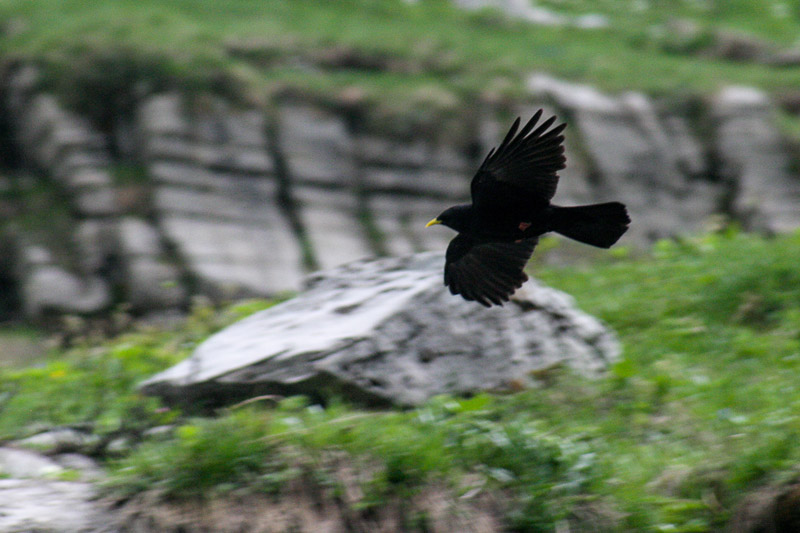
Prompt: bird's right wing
<box><xmin>471</xmin><ymin>110</ymin><xmax>567</xmax><ymax>208</ymax></box>
<box><xmin>444</xmin><ymin>234</ymin><xmax>538</xmax><ymax>307</ymax></box>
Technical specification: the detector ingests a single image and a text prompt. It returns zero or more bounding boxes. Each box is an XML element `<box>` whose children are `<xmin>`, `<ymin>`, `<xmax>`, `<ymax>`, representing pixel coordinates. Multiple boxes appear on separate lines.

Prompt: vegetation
<box><xmin>0</xmin><ymin>298</ymin><xmax>275</xmax><ymax>442</ymax></box>
<box><xmin>2</xmin><ymin>230</ymin><xmax>800</xmax><ymax>530</ymax></box>
<box><xmin>3</xmin><ymin>1</ymin><xmax>800</xmax><ymax>529</ymax></box>
<box><xmin>4</xmin><ymin>0</ymin><xmax>800</xmax><ymax>129</ymax></box>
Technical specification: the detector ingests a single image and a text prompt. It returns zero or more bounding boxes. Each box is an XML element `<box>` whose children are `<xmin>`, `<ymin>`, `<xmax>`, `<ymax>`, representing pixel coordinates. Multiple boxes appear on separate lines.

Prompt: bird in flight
<box><xmin>426</xmin><ymin>110</ymin><xmax>630</xmax><ymax>307</ymax></box>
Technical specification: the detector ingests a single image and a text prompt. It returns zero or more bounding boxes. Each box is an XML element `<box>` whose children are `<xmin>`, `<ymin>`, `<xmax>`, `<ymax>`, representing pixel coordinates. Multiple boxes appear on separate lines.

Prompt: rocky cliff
<box><xmin>1</xmin><ymin>63</ymin><xmax>799</xmax><ymax>320</ymax></box>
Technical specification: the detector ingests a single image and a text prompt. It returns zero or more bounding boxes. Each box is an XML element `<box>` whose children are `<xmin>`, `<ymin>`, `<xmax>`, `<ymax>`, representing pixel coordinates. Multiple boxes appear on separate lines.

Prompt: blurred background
<box><xmin>1</xmin><ymin>1</ymin><xmax>800</xmax><ymax>531</ymax></box>
<box><xmin>3</xmin><ymin>0</ymin><xmax>800</xmax><ymax>324</ymax></box>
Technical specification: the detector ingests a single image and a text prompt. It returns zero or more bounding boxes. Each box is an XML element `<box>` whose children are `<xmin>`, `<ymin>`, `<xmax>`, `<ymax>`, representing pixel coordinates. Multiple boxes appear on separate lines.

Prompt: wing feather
<box><xmin>444</xmin><ymin>234</ymin><xmax>538</xmax><ymax>307</ymax></box>
<box><xmin>471</xmin><ymin>111</ymin><xmax>567</xmax><ymax>206</ymax></box>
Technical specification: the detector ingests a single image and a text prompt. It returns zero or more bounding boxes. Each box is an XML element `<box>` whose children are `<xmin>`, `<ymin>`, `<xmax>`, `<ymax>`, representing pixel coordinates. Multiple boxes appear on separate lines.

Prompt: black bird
<box><xmin>426</xmin><ymin>110</ymin><xmax>630</xmax><ymax>307</ymax></box>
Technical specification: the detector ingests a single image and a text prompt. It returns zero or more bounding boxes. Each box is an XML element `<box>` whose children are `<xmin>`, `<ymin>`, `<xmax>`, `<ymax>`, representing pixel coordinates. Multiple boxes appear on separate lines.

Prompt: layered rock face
<box><xmin>1</xmin><ymin>64</ymin><xmax>800</xmax><ymax>320</ymax></box>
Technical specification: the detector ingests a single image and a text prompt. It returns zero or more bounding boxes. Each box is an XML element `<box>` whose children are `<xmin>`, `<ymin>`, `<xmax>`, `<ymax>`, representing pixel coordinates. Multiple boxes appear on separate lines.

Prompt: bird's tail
<box><xmin>549</xmin><ymin>202</ymin><xmax>630</xmax><ymax>248</ymax></box>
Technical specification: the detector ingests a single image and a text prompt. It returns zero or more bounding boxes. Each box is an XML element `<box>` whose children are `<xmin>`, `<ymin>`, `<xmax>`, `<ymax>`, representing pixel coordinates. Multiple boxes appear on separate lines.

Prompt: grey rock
<box><xmin>659</xmin><ymin>111</ymin><xmax>707</xmax><ymax>178</ymax></box>
<box><xmin>4</xmin><ymin>64</ymin><xmax>39</xmax><ymax>118</ymax></box>
<box><xmin>50</xmin><ymin>151</ymin><xmax>110</xmax><ymax>183</ymax></box>
<box><xmin>358</xmin><ymin>136</ymin><xmax>430</xmax><ymax>167</ymax></box>
<box><xmin>0</xmin><ymin>478</ymin><xmax>117</xmax><ymax>533</ymax></box>
<box><xmin>528</xmin><ymin>73</ymin><xmax>618</xmax><ymax>112</ymax></box>
<box><xmin>160</xmin><ymin>216</ymin><xmax>227</xmax><ymax>258</ymax></box>
<box><xmin>574</xmin><ymin>13</ymin><xmax>609</xmax><ymax>29</ymax></box>
<box><xmin>138</xmin><ymin>93</ymin><xmax>305</xmax><ymax>297</ymax></box>
<box><xmin>363</xmin><ymin>164</ymin><xmax>469</xmax><ymax>198</ymax></box>
<box><xmin>148</xmin><ymin>134</ymin><xmax>272</xmax><ymax>175</ymax></box>
<box><xmin>16</xmin><ymin>96</ymin><xmax>108</xmax><ymax>189</ymax></box>
<box><xmin>137</xmin><ymin>93</ymin><xmax>189</xmax><ymax>137</ymax></box>
<box><xmin>7</xmin><ymin>72</ymin><xmax>800</xmax><ymax>323</ymax></box>
<box><xmin>356</xmin><ymin>130</ymin><xmax>474</xmax><ymax>200</ymax></box>
<box><xmin>138</xmin><ymin>94</ymin><xmax>273</xmax><ymax>176</ymax></box>
<box><xmin>23</xmin><ymin>265</ymin><xmax>110</xmax><ymax>318</ymax></box>
<box><xmin>141</xmin><ymin>253</ymin><xmax>619</xmax><ymax>407</ymax></box>
<box><xmin>295</xmin><ymin>186</ymin><xmax>374</xmax><ymax>270</ymax></box>
<box><xmin>64</xmin><ymin>167</ymin><xmax>113</xmax><ymax>189</ymax></box>
<box><xmin>555</xmin><ymin>138</ymin><xmax>594</xmax><ymax>205</ymax></box>
<box><xmin>7</xmin><ymin>93</ymin><xmax>119</xmax><ymax>229</ymax></box>
<box><xmin>528</xmin><ymin>74</ymin><xmax>718</xmax><ymax>242</ymax></box>
<box><xmin>125</xmin><ymin>257</ymin><xmax>186</xmax><ymax>311</ymax></box>
<box><xmin>105</xmin><ymin>437</ymin><xmax>132</xmax><ymax>456</ymax></box>
<box><xmin>712</xmin><ymin>87</ymin><xmax>800</xmax><ymax>232</ymax></box>
<box><xmin>74</xmin><ymin>220</ymin><xmax>118</xmax><ymax>274</ymax></box>
<box><xmin>454</xmin><ymin>0</ymin><xmax>566</xmax><ymax>25</ymax></box>
<box><xmin>369</xmin><ymin>194</ymin><xmax>457</xmax><ymax>255</ymax></box>
<box><xmin>148</xmin><ymin>160</ymin><xmax>220</xmax><ymax>187</ymax></box>
<box><xmin>708</xmin><ymin>29</ymin><xmax>774</xmax><ymax>63</ymax></box>
<box><xmin>154</xmin><ymin>184</ymin><xmax>279</xmax><ymax>222</ymax></box>
<box><xmin>278</xmin><ymin>104</ymin><xmax>356</xmax><ymax>187</ymax></box>
<box><xmin>195</xmin><ymin>143</ymin><xmax>273</xmax><ymax>174</ymax></box>
<box><xmin>79</xmin><ymin>217</ymin><xmax>187</xmax><ymax>312</ymax></box>
<box><xmin>142</xmin><ymin>134</ymin><xmax>197</xmax><ymax>161</ymax></box>
<box><xmin>221</xmin><ymin>107</ymin><xmax>268</xmax><ymax>148</ymax></box>
<box><xmin>15</xmin><ymin>429</ymin><xmax>99</xmax><ymax>455</ymax></box>
<box><xmin>151</xmin><ymin>175</ymin><xmax>303</xmax><ymax>294</ymax></box>
<box><xmin>118</xmin><ymin>217</ymin><xmax>162</xmax><ymax>258</ymax></box>
<box><xmin>20</xmin><ymin>244</ymin><xmax>52</xmax><ymax>267</ymax></box>
<box><xmin>73</xmin><ymin>187</ymin><xmax>118</xmax><ymax>217</ymax></box>
<box><xmin>160</xmin><ymin>215</ymin><xmax>304</xmax><ymax>295</ymax></box>
<box><xmin>37</xmin><ymin>116</ymin><xmax>104</xmax><ymax>171</ymax></box>
<box><xmin>16</xmin><ymin>94</ymin><xmax>61</xmax><ymax>152</ymax></box>
<box><xmin>142</xmin><ymin>425</ymin><xmax>175</xmax><ymax>440</ymax></box>
<box><xmin>0</xmin><ymin>447</ymin><xmax>63</xmax><ymax>478</ymax></box>
<box><xmin>368</xmin><ymin>194</ymin><xmax>423</xmax><ymax>256</ymax></box>
<box><xmin>53</xmin><ymin>454</ymin><xmax>105</xmax><ymax>482</ymax></box>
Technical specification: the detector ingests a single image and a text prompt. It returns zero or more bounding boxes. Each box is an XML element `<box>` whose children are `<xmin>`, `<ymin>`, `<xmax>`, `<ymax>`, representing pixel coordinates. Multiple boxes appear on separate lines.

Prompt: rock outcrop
<box><xmin>712</xmin><ymin>86</ymin><xmax>800</xmax><ymax>232</ymax></box>
<box><xmin>528</xmin><ymin>75</ymin><xmax>720</xmax><ymax>242</ymax></box>
<box><xmin>138</xmin><ymin>94</ymin><xmax>304</xmax><ymax>298</ymax></box>
<box><xmin>2</xmin><ymin>63</ymin><xmax>800</xmax><ymax>321</ymax></box>
<box><xmin>141</xmin><ymin>253</ymin><xmax>619</xmax><ymax>407</ymax></box>
<box><xmin>453</xmin><ymin>0</ymin><xmax>609</xmax><ymax>28</ymax></box>
<box><xmin>0</xmin><ymin>447</ymin><xmax>117</xmax><ymax>533</ymax></box>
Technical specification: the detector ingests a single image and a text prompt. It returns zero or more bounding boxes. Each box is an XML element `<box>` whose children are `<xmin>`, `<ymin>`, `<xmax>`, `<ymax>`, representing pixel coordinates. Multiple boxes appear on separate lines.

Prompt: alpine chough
<box><xmin>426</xmin><ymin>110</ymin><xmax>630</xmax><ymax>307</ymax></box>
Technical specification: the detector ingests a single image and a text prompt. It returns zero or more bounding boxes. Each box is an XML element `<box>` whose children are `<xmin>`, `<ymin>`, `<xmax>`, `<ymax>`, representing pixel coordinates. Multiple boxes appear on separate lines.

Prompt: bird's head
<box><xmin>425</xmin><ymin>204</ymin><xmax>472</xmax><ymax>233</ymax></box>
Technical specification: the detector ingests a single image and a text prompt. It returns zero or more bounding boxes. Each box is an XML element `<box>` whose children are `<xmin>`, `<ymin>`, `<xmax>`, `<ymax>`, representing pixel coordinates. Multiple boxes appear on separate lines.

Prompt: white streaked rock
<box><xmin>141</xmin><ymin>253</ymin><xmax>619</xmax><ymax>407</ymax></box>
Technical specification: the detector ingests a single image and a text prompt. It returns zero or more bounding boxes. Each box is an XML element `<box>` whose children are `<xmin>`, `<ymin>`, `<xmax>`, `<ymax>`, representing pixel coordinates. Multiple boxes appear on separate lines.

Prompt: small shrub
<box><xmin>107</xmin><ymin>410</ymin><xmax>292</xmax><ymax>498</ymax></box>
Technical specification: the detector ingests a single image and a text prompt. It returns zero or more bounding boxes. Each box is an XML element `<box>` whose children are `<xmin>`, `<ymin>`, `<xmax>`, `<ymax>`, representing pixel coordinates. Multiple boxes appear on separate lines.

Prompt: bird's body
<box><xmin>426</xmin><ymin>110</ymin><xmax>630</xmax><ymax>307</ymax></box>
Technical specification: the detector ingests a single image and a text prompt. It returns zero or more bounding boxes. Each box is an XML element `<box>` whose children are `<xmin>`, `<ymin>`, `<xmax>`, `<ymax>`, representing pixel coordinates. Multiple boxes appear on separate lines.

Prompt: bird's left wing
<box><xmin>444</xmin><ymin>233</ymin><xmax>538</xmax><ymax>307</ymax></box>
<box><xmin>471</xmin><ymin>110</ymin><xmax>567</xmax><ymax>207</ymax></box>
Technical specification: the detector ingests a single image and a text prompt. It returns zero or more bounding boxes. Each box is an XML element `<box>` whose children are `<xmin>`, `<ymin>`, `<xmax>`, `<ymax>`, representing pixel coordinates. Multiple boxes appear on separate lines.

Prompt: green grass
<box><xmin>5</xmin><ymin>0</ymin><xmax>800</xmax><ymax>131</ymax></box>
<box><xmin>3</xmin><ymin>230</ymin><xmax>800</xmax><ymax>530</ymax></box>
<box><xmin>5</xmin><ymin>2</ymin><xmax>800</xmax><ymax>529</ymax></box>
<box><xmin>0</xmin><ymin>297</ymin><xmax>279</xmax><ymax>441</ymax></box>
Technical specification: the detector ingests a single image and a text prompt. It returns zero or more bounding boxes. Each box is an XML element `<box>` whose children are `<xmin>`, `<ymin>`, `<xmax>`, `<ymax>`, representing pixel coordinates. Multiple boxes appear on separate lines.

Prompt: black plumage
<box><xmin>426</xmin><ymin>110</ymin><xmax>630</xmax><ymax>307</ymax></box>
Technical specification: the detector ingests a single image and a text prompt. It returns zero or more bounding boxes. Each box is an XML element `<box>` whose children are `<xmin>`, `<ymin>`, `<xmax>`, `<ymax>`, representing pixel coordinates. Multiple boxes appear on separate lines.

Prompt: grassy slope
<box><xmin>2</xmin><ymin>231</ymin><xmax>800</xmax><ymax>530</ymax></box>
<box><xmin>3</xmin><ymin>1</ymin><xmax>800</xmax><ymax>530</ymax></box>
<box><xmin>4</xmin><ymin>0</ymin><xmax>800</xmax><ymax>117</ymax></box>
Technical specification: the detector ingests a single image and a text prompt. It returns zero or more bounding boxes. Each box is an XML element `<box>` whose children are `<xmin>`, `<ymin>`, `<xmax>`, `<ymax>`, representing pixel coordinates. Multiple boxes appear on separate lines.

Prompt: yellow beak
<box><xmin>425</xmin><ymin>218</ymin><xmax>442</xmax><ymax>228</ymax></box>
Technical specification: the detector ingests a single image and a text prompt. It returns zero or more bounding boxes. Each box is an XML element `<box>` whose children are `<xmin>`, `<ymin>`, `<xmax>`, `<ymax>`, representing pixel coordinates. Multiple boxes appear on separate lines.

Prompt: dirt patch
<box><xmin>729</xmin><ymin>477</ymin><xmax>800</xmax><ymax>533</ymax></box>
<box><xmin>112</xmin><ymin>460</ymin><xmax>502</xmax><ymax>533</ymax></box>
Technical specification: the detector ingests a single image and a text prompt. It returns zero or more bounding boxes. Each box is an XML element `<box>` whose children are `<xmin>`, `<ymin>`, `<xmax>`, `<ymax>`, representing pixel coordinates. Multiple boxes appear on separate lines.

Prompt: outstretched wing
<box><xmin>471</xmin><ymin>110</ymin><xmax>567</xmax><ymax>209</ymax></box>
<box><xmin>444</xmin><ymin>233</ymin><xmax>538</xmax><ymax>307</ymax></box>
